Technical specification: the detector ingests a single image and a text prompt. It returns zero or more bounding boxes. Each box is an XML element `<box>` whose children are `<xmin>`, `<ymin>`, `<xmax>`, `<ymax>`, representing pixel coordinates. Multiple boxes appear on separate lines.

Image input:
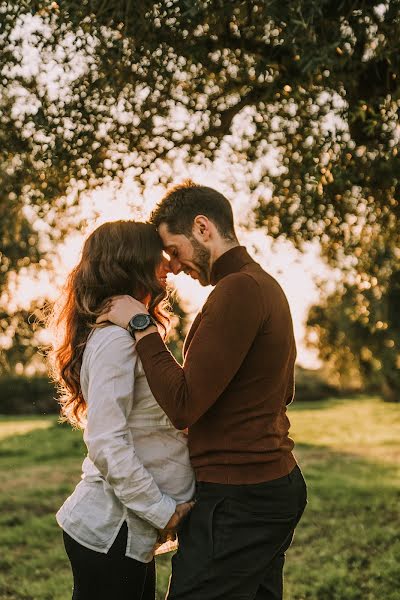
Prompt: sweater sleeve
<box><xmin>136</xmin><ymin>273</ymin><xmax>264</xmax><ymax>429</ymax></box>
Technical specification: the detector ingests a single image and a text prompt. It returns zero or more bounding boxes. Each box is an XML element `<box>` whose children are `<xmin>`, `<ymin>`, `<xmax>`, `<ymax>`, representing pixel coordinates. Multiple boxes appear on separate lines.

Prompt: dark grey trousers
<box><xmin>167</xmin><ymin>465</ymin><xmax>307</xmax><ymax>600</ymax></box>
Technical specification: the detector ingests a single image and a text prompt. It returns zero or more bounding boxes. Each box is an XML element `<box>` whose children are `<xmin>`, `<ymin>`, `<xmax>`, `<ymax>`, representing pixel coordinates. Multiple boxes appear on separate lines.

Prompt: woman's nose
<box><xmin>162</xmin><ymin>257</ymin><xmax>172</xmax><ymax>273</ymax></box>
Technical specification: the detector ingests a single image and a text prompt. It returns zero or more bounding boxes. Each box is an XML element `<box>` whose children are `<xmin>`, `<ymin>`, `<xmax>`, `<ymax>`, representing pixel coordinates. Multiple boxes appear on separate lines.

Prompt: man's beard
<box><xmin>189</xmin><ymin>236</ymin><xmax>211</xmax><ymax>286</ymax></box>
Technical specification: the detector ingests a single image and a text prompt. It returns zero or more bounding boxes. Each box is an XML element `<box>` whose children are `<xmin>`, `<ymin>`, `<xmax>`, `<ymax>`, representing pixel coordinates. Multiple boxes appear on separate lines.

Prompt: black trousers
<box><xmin>63</xmin><ymin>522</ymin><xmax>155</xmax><ymax>600</ymax></box>
<box><xmin>167</xmin><ymin>465</ymin><xmax>307</xmax><ymax>600</ymax></box>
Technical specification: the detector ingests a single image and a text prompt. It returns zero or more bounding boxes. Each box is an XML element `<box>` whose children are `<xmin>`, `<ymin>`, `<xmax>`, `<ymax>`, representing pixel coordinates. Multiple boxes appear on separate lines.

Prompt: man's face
<box><xmin>158</xmin><ymin>223</ymin><xmax>212</xmax><ymax>286</ymax></box>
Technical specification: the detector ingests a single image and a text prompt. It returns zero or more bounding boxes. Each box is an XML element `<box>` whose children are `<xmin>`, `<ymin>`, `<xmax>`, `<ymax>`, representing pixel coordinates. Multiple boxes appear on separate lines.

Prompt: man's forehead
<box><xmin>158</xmin><ymin>223</ymin><xmax>173</xmax><ymax>239</ymax></box>
<box><xmin>161</xmin><ymin>236</ymin><xmax>180</xmax><ymax>249</ymax></box>
<box><xmin>158</xmin><ymin>223</ymin><xmax>185</xmax><ymax>246</ymax></box>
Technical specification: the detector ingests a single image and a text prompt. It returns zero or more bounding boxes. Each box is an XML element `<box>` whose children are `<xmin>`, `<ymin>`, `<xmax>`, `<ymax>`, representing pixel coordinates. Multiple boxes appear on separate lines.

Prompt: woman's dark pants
<box><xmin>63</xmin><ymin>522</ymin><xmax>155</xmax><ymax>600</ymax></box>
<box><xmin>167</xmin><ymin>465</ymin><xmax>307</xmax><ymax>600</ymax></box>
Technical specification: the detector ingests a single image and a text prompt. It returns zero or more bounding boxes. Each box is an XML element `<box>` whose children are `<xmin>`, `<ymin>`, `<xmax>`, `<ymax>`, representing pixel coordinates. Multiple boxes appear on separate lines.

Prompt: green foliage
<box><xmin>1</xmin><ymin>1</ymin><xmax>399</xmax><ymax>388</ymax></box>
<box><xmin>1</xmin><ymin>1</ymin><xmax>398</xmax><ymax>272</ymax></box>
<box><xmin>0</xmin><ymin>397</ymin><xmax>399</xmax><ymax>599</ymax></box>
<box><xmin>307</xmin><ymin>271</ymin><xmax>400</xmax><ymax>401</ymax></box>
<box><xmin>294</xmin><ymin>366</ymin><xmax>339</xmax><ymax>402</ymax></box>
<box><xmin>0</xmin><ymin>375</ymin><xmax>57</xmax><ymax>414</ymax></box>
<box><xmin>0</xmin><ymin>299</ymin><xmax>48</xmax><ymax>375</ymax></box>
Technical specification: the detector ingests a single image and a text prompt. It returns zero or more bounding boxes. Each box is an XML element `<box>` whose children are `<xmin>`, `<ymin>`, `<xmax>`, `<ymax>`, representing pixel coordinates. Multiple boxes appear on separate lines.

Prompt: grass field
<box><xmin>0</xmin><ymin>396</ymin><xmax>399</xmax><ymax>600</ymax></box>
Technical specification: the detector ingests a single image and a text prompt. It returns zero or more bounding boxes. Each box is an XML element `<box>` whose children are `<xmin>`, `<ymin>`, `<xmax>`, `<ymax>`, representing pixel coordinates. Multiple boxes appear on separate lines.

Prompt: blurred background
<box><xmin>0</xmin><ymin>2</ymin><xmax>399</xmax><ymax>599</ymax></box>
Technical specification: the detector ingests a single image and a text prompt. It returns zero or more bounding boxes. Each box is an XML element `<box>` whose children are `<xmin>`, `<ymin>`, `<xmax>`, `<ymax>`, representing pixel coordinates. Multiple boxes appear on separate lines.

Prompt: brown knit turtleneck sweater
<box><xmin>137</xmin><ymin>246</ymin><xmax>297</xmax><ymax>484</ymax></box>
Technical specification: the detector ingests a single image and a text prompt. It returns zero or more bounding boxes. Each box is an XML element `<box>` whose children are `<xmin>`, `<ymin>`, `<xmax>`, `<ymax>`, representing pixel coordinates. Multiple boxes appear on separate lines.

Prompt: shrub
<box><xmin>294</xmin><ymin>367</ymin><xmax>340</xmax><ymax>402</ymax></box>
<box><xmin>0</xmin><ymin>375</ymin><xmax>59</xmax><ymax>415</ymax></box>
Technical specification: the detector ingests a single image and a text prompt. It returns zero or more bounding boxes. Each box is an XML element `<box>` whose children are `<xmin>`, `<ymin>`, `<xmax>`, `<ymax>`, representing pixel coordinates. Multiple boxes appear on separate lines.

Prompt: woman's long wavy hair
<box><xmin>49</xmin><ymin>220</ymin><xmax>169</xmax><ymax>429</ymax></box>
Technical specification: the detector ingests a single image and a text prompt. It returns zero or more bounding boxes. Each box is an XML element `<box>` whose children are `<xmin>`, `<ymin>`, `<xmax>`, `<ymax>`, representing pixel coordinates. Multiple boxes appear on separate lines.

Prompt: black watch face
<box><xmin>131</xmin><ymin>314</ymin><xmax>151</xmax><ymax>329</ymax></box>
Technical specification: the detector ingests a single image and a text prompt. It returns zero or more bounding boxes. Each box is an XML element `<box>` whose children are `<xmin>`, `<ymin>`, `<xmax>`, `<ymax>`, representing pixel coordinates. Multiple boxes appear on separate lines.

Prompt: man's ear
<box><xmin>193</xmin><ymin>215</ymin><xmax>211</xmax><ymax>241</ymax></box>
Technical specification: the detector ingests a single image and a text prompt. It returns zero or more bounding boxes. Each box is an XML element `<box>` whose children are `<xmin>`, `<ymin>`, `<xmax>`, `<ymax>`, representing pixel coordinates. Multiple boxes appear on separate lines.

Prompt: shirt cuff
<box><xmin>144</xmin><ymin>493</ymin><xmax>177</xmax><ymax>530</ymax></box>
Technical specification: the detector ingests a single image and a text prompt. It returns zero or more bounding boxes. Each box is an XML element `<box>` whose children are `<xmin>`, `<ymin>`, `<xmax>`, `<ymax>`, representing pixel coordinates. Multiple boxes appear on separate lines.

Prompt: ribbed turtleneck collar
<box><xmin>210</xmin><ymin>246</ymin><xmax>255</xmax><ymax>286</ymax></box>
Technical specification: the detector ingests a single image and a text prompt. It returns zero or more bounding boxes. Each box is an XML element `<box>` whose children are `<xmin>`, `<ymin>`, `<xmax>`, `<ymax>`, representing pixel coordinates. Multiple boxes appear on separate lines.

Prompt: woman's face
<box><xmin>156</xmin><ymin>253</ymin><xmax>172</xmax><ymax>289</ymax></box>
<box><xmin>137</xmin><ymin>254</ymin><xmax>171</xmax><ymax>307</ymax></box>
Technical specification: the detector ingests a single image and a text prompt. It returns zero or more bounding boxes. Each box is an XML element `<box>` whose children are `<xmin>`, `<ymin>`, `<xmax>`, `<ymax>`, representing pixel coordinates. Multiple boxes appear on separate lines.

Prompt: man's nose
<box><xmin>170</xmin><ymin>258</ymin><xmax>182</xmax><ymax>275</ymax></box>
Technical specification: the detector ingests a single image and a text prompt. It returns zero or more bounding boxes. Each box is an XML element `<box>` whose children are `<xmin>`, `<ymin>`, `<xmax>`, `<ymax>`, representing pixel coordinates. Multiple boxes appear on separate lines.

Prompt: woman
<box><xmin>50</xmin><ymin>221</ymin><xmax>195</xmax><ymax>600</ymax></box>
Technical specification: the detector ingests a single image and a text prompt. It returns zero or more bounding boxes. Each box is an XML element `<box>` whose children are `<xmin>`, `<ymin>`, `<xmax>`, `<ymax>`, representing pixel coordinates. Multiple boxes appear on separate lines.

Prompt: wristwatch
<box><xmin>127</xmin><ymin>313</ymin><xmax>157</xmax><ymax>339</ymax></box>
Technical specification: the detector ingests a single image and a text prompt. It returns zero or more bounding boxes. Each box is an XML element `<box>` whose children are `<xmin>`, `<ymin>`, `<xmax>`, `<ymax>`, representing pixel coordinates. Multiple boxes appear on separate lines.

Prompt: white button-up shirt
<box><xmin>56</xmin><ymin>325</ymin><xmax>195</xmax><ymax>563</ymax></box>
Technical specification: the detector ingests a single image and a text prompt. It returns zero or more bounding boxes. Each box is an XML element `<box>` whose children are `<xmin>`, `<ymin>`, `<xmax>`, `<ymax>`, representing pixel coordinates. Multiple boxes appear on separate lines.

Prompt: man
<box><xmin>99</xmin><ymin>180</ymin><xmax>307</xmax><ymax>599</ymax></box>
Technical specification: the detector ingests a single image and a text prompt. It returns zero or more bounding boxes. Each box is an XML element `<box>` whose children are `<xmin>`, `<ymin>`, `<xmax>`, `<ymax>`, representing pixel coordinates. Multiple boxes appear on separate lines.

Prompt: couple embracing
<box><xmin>52</xmin><ymin>180</ymin><xmax>307</xmax><ymax>600</ymax></box>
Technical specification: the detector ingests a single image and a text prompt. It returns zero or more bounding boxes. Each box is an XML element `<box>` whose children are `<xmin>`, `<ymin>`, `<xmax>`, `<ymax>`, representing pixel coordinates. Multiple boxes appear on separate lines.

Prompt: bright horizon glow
<box><xmin>12</xmin><ymin>167</ymin><xmax>332</xmax><ymax>369</ymax></box>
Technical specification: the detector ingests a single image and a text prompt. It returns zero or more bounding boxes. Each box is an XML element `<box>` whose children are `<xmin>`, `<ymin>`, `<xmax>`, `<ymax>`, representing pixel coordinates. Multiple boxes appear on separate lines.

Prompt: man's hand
<box><xmin>158</xmin><ymin>501</ymin><xmax>195</xmax><ymax>542</ymax></box>
<box><xmin>96</xmin><ymin>295</ymin><xmax>148</xmax><ymax>329</ymax></box>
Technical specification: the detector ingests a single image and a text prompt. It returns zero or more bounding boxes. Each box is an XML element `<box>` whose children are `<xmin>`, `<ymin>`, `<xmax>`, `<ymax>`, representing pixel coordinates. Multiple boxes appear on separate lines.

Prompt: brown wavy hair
<box><xmin>49</xmin><ymin>220</ymin><xmax>169</xmax><ymax>428</ymax></box>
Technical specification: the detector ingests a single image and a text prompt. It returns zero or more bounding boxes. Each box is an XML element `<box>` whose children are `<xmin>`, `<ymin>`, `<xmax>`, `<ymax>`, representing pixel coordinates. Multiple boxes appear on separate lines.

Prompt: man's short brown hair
<box><xmin>150</xmin><ymin>180</ymin><xmax>237</xmax><ymax>241</ymax></box>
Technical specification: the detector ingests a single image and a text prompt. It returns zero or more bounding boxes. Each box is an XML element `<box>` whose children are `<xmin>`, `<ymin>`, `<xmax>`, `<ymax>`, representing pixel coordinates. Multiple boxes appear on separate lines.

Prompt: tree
<box><xmin>1</xmin><ymin>2</ymin><xmax>399</xmax><ymax>388</ymax></box>
<box><xmin>0</xmin><ymin>300</ymin><xmax>48</xmax><ymax>375</ymax></box>
<box><xmin>307</xmin><ymin>271</ymin><xmax>400</xmax><ymax>400</ymax></box>
<box><xmin>2</xmin><ymin>2</ymin><xmax>399</xmax><ymax>282</ymax></box>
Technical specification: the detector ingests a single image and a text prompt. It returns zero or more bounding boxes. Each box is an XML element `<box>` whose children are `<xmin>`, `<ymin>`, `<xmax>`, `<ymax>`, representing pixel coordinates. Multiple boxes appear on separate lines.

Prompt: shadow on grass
<box><xmin>295</xmin><ymin>441</ymin><xmax>400</xmax><ymax>493</ymax></box>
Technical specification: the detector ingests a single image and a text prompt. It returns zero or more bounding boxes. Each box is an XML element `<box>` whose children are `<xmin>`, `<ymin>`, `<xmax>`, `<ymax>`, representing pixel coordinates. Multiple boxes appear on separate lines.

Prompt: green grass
<box><xmin>0</xmin><ymin>396</ymin><xmax>399</xmax><ymax>599</ymax></box>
